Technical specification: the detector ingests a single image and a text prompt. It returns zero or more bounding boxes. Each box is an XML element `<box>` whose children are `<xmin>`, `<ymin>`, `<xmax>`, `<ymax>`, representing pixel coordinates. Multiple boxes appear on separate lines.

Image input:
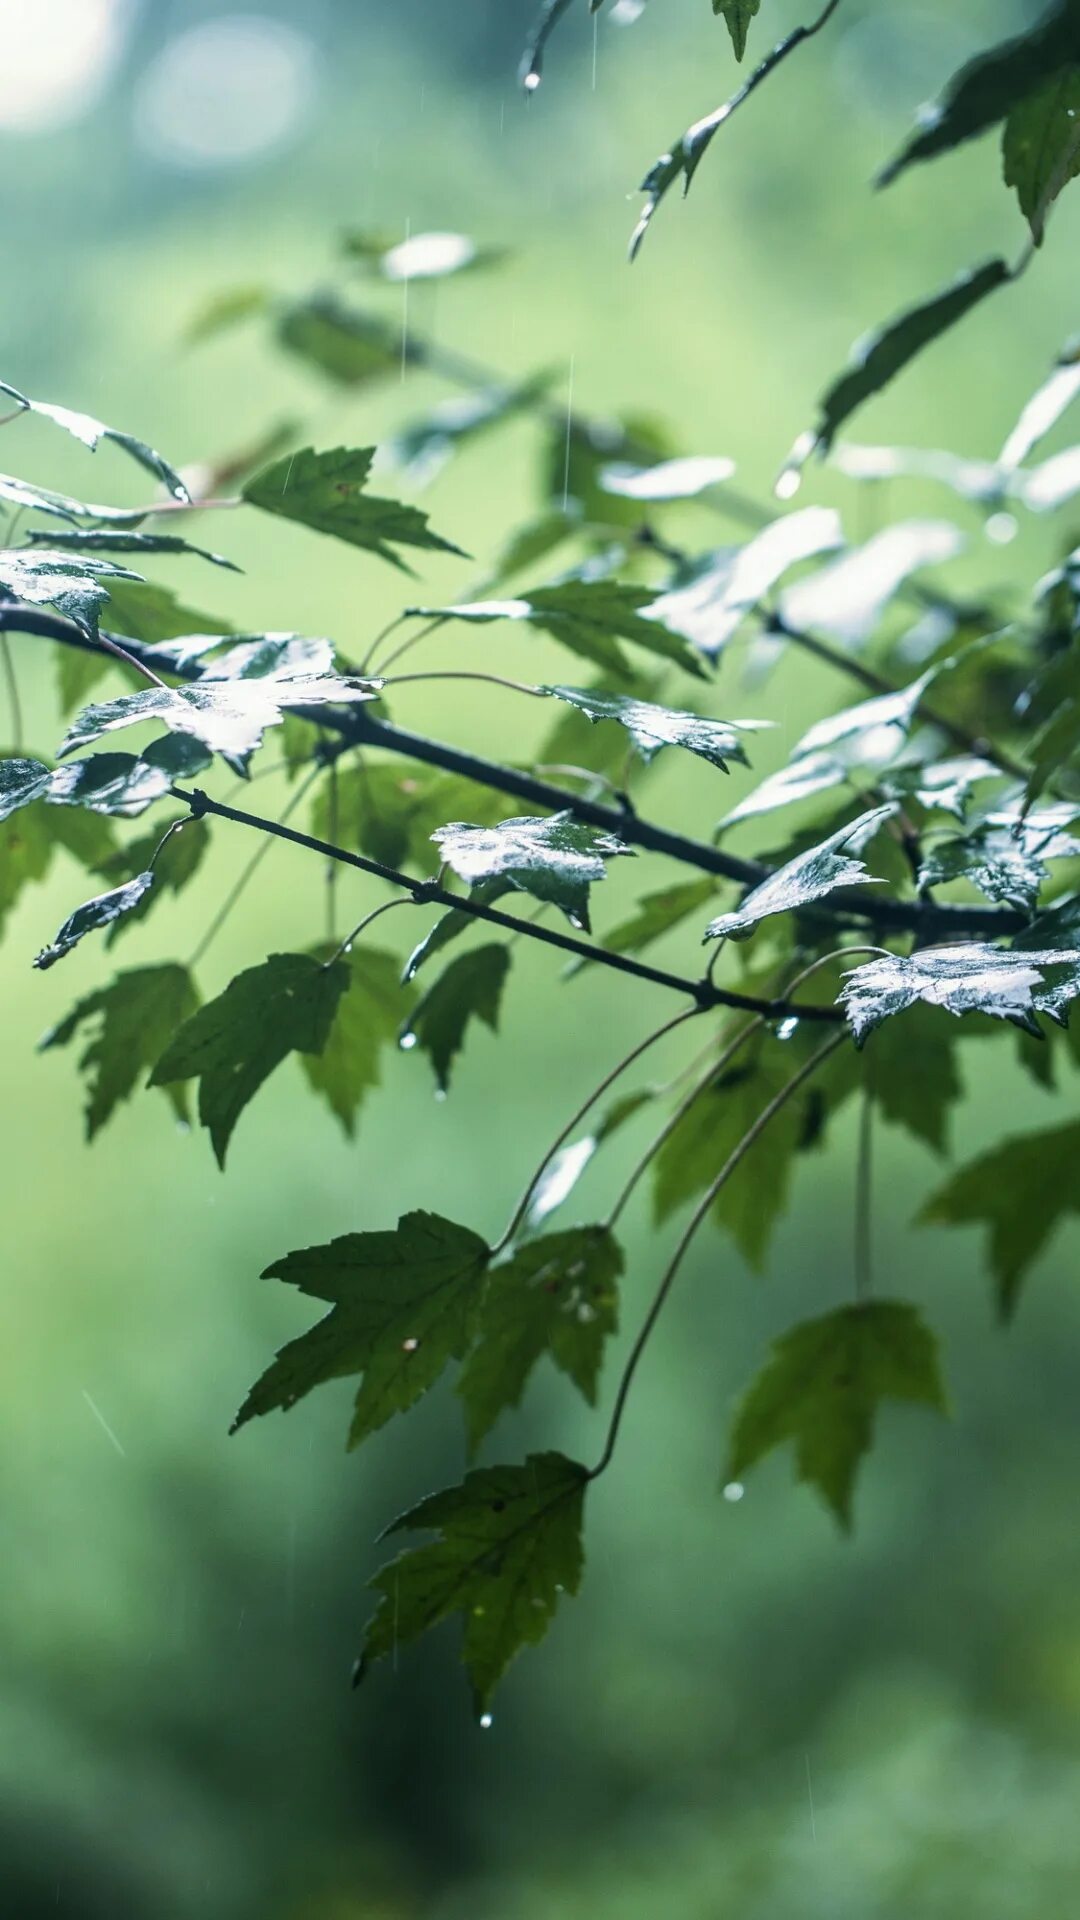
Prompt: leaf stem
<box><xmin>380</xmin><ymin>670</ymin><xmax>548</xmax><ymax>699</ymax></box>
<box><xmin>854</xmin><ymin>1081</ymin><xmax>874</xmax><ymax>1304</ymax></box>
<box><xmin>590</xmin><ymin>1030</ymin><xmax>847</xmax><ymax>1481</ymax></box>
<box><xmin>492</xmin><ymin>1005</ymin><xmax>702</xmax><ymax>1257</ymax></box>
<box><xmin>1</xmin><ymin>632</ymin><xmax>23</xmax><ymax>750</ymax></box>
<box><xmin>184</xmin><ymin>765</ymin><xmax>321</xmax><ymax>968</ymax></box>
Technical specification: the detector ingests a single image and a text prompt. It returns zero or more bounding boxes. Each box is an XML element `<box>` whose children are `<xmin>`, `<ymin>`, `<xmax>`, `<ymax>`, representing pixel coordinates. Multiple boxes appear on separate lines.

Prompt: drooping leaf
<box><xmin>357</xmin><ymin>1451</ymin><xmax>588</xmax><ymax>1713</ymax></box>
<box><xmin>779</xmin><ymin>522</ymin><xmax>966</xmax><ymax>649</ymax></box>
<box><xmin>150</xmin><ymin>952</ymin><xmax>350</xmax><ymax>1166</ymax></box>
<box><xmin>879</xmin><ymin>0</ymin><xmax>1080</xmax><ymax>189</ymax></box>
<box><xmin>0</xmin><ymin>756</ymin><xmax>52</xmax><ymax>822</ymax></box>
<box><xmin>299</xmin><ymin>945</ymin><xmax>418</xmax><ymax>1136</ymax></box>
<box><xmin>921</xmin><ymin>1117</ymin><xmax>1080</xmax><ymax>1317</ymax></box>
<box><xmin>432</xmin><ymin>812</ymin><xmax>632</xmax><ymax>931</ymax></box>
<box><xmin>233</xmin><ymin>1212</ymin><xmax>491</xmax><ymax>1443</ymax></box>
<box><xmin>713</xmin><ymin>0</ymin><xmax>761</xmax><ymax>62</ymax></box>
<box><xmin>185</xmin><ymin>283</ymin><xmax>271</xmax><ymax>345</ymax></box>
<box><xmin>400</xmin><ymin>944</ymin><xmax>511</xmax><ymax>1092</ymax></box>
<box><xmin>0</xmin><ymin>377</ymin><xmax>189</xmax><ymax>500</ymax></box>
<box><xmin>242</xmin><ymin>446</ymin><xmax>465</xmax><ymax>569</ymax></box>
<box><xmin>58</xmin><ymin>672</ymin><xmax>379</xmax><ymax>777</ymax></box>
<box><xmin>368</xmin><ymin>229</ymin><xmax>504</xmax><ymax>282</ymax></box>
<box><xmin>523</xmin><ymin>1089</ymin><xmax>657</xmax><ymax>1232</ymax></box>
<box><xmin>840</xmin><ymin>943</ymin><xmax>1080</xmax><ymax>1044</ymax></box>
<box><xmin>705</xmin><ymin>806</ymin><xmax>891</xmax><ymax>941</ymax></box>
<box><xmin>650</xmin><ymin>508</ymin><xmax>842</xmax><ymax>657</ymax></box>
<box><xmin>458</xmin><ymin>1226</ymin><xmax>622</xmax><ymax>1452</ymax></box>
<box><xmin>721</xmin><ymin>678</ymin><xmax>936</xmax><ymax>830</ymax></box>
<box><xmin>33</xmin><ymin>872</ymin><xmax>154</xmax><ymax>970</ymax></box>
<box><xmin>0</xmin><ymin>471</ymin><xmax>150</xmax><ymax>527</ymax></box>
<box><xmin>411</xmin><ymin>579</ymin><xmax>709</xmax><ymax>680</ymax></box>
<box><xmin>39</xmin><ymin>963</ymin><xmax>199</xmax><ymax>1137</ymax></box>
<box><xmin>863</xmin><ymin>1005</ymin><xmax>963</xmax><ymax>1155</ymax></box>
<box><xmin>543</xmin><ymin>685</ymin><xmax>760</xmax><ymax>771</ymax></box>
<box><xmin>726</xmin><ymin>1303</ymin><xmax>948</xmax><ymax>1528</ymax></box>
<box><xmin>1003</xmin><ymin>67</ymin><xmax>1080</xmax><ymax>243</ymax></box>
<box><xmin>781</xmin><ymin>262</ymin><xmax>1012</xmax><ymax>480</ymax></box>
<box><xmin>26</xmin><ymin>528</ymin><xmax>239</xmax><ymax>570</ymax></box>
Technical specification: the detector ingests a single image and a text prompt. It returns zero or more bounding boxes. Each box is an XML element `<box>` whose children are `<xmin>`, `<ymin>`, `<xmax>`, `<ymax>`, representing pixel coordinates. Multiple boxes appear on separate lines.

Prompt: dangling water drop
<box><xmin>399</xmin><ymin>1030</ymin><xmax>419</xmax><ymax>1052</ymax></box>
<box><xmin>723</xmin><ymin>1481</ymin><xmax>745</xmax><ymax>1504</ymax></box>
<box><xmin>479</xmin><ymin>1712</ymin><xmax>494</xmax><ymax>1729</ymax></box>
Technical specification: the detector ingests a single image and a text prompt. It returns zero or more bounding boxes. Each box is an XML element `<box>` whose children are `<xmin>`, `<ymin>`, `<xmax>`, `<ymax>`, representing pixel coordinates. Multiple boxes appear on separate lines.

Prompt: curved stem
<box><xmin>605</xmin><ymin>1016</ymin><xmax>764</xmax><ymax>1229</ymax></box>
<box><xmin>380</xmin><ymin>670</ymin><xmax>547</xmax><ymax>699</ymax></box>
<box><xmin>590</xmin><ymin>1030</ymin><xmax>846</xmax><ymax>1481</ymax></box>
<box><xmin>492</xmin><ymin>1005</ymin><xmax>702</xmax><ymax>1257</ymax></box>
<box><xmin>358</xmin><ymin>613</ymin><xmax>410</xmax><ymax>677</ymax></box>
<box><xmin>323</xmin><ymin>894</ymin><xmax>416</xmax><ymax>969</ymax></box>
<box><xmin>375</xmin><ymin>616</ymin><xmax>448</xmax><ymax>676</ymax></box>
<box><xmin>854</xmin><ymin>1082</ymin><xmax>874</xmax><ymax>1304</ymax></box>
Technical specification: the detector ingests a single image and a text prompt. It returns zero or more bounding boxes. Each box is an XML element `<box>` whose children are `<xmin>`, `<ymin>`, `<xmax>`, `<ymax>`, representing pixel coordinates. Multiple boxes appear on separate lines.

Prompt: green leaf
<box><xmin>276</xmin><ymin>296</ymin><xmax>405</xmax><ymax>387</ymax></box>
<box><xmin>358</xmin><ymin>229</ymin><xmax>505</xmax><ymax>282</ymax></box>
<box><xmin>234</xmin><ymin>1211</ymin><xmax>491</xmax><ymax>1443</ymax></box>
<box><xmin>726</xmin><ymin>1303</ymin><xmax>948</xmax><ymax>1528</ymax></box>
<box><xmin>0</xmin><ymin>755</ymin><xmax>52</xmax><ymax>821</ymax></box>
<box><xmin>312</xmin><ymin>763</ymin><xmax>511</xmax><ymax>874</ymax></box>
<box><xmin>401</xmin><ymin>944</ymin><xmax>511</xmax><ymax>1092</ymax></box>
<box><xmin>242</xmin><ymin>446</ymin><xmax>466</xmax><ymax>569</ymax></box>
<box><xmin>543</xmin><ymin>686</ymin><xmax>761</xmax><ymax>770</ymax></box>
<box><xmin>150</xmin><ymin>953</ymin><xmax>350</xmax><ymax>1166</ymax></box>
<box><xmin>357</xmin><ymin>1451</ymin><xmax>588</xmax><ymax>1713</ymax></box>
<box><xmin>722</xmin><ymin>679</ymin><xmax>936</xmax><ymax>831</ymax></box>
<box><xmin>412</xmin><ymin>579</ymin><xmax>710</xmax><ymax>680</ymax></box>
<box><xmin>299</xmin><ymin>945</ymin><xmax>418</xmax><ymax>1137</ymax></box>
<box><xmin>33</xmin><ymin>872</ymin><xmax>154</xmax><ymax>970</ymax></box>
<box><xmin>713</xmin><ymin>0</ymin><xmax>760</xmax><ymax>60</ymax></box>
<box><xmin>0</xmin><ymin>547</ymin><xmax>142</xmax><ymax>633</ymax></box>
<box><xmin>879</xmin><ymin>0</ymin><xmax>1080</xmax><ymax>189</ymax></box>
<box><xmin>102</xmin><ymin>578</ymin><xmax>235</xmax><ymax>648</ymax></box>
<box><xmin>1004</xmin><ymin>65</ymin><xmax>1080</xmax><ymax>242</ymax></box>
<box><xmin>782</xmin><ymin>262</ymin><xmax>1012</xmax><ymax>479</ymax></box>
<box><xmin>58</xmin><ymin>672</ymin><xmax>379</xmax><ymax>777</ymax></box>
<box><xmin>0</xmin><ymin>378</ymin><xmax>189</xmax><ymax>501</ymax></box>
<box><xmin>706</xmin><ymin>806</ymin><xmax>891</xmax><ymax>941</ymax></box>
<box><xmin>26</xmin><ymin>528</ymin><xmax>240</xmax><ymax>570</ymax></box>
<box><xmin>432</xmin><ymin>811</ymin><xmax>632</xmax><ymax>931</ymax></box>
<box><xmin>185</xmin><ymin>284</ymin><xmax>270</xmax><ymax>345</ymax></box>
<box><xmin>590</xmin><ymin>877</ymin><xmax>720</xmax><ymax>962</ymax></box>
<box><xmin>0</xmin><ymin>471</ymin><xmax>148</xmax><ymax>527</ymax></box>
<box><xmin>650</xmin><ymin>508</ymin><xmax>842</xmax><ymax>657</ymax></box>
<box><xmin>863</xmin><ymin>1006</ymin><xmax>963</xmax><ymax>1156</ymax></box>
<box><xmin>0</xmin><ymin>792</ymin><xmax>117</xmax><ymax>936</ymax></box>
<box><xmin>40</xmin><ymin>962</ymin><xmax>199</xmax><ymax>1137</ymax></box>
<box><xmin>458</xmin><ymin>1227</ymin><xmax>622</xmax><ymax>1453</ymax></box>
<box><xmin>999</xmin><ymin>343</ymin><xmax>1080</xmax><ymax>471</ymax></box>
<box><xmin>840</xmin><ymin>943</ymin><xmax>1080</xmax><ymax>1044</ymax></box>
<box><xmin>921</xmin><ymin>1117</ymin><xmax>1080</xmax><ymax>1317</ymax></box>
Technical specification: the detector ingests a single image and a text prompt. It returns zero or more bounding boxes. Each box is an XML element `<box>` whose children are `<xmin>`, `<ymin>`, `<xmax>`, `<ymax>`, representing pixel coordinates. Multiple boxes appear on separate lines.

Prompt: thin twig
<box><xmin>0</xmin><ymin>632</ymin><xmax>23</xmax><ymax>749</ymax></box>
<box><xmin>854</xmin><ymin>1082</ymin><xmax>874</xmax><ymax>1304</ymax></box>
<box><xmin>381</xmin><ymin>670</ymin><xmax>547</xmax><ymax>699</ymax></box>
<box><xmin>185</xmin><ymin>767</ymin><xmax>321</xmax><ymax>968</ymax></box>
<box><xmin>493</xmin><ymin>1005</ymin><xmax>702</xmax><ymax>1256</ymax></box>
<box><xmin>590</xmin><ymin>1031</ymin><xmax>847</xmax><ymax>1480</ymax></box>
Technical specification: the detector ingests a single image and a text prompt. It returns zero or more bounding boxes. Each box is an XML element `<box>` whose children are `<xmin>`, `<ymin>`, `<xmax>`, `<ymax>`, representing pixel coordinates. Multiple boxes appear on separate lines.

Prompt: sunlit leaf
<box><xmin>543</xmin><ymin>685</ymin><xmax>761</xmax><ymax>769</ymax></box>
<box><xmin>651</xmin><ymin>508</ymin><xmax>842</xmax><ymax>657</ymax></box>
<box><xmin>840</xmin><ymin>943</ymin><xmax>1080</xmax><ymax>1043</ymax></box>
<box><xmin>600</xmin><ymin>454</ymin><xmax>735</xmax><ymax>501</ymax></box>
<box><xmin>779</xmin><ymin>522</ymin><xmax>965</xmax><ymax>649</ymax></box>
<box><xmin>58</xmin><ymin>672</ymin><xmax>379</xmax><ymax>777</ymax></box>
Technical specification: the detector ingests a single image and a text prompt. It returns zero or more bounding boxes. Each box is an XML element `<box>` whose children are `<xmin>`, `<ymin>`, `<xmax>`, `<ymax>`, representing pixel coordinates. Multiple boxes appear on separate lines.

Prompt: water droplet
<box><xmin>434</xmin><ymin>1087</ymin><xmax>447</xmax><ymax>1103</ymax></box>
<box><xmin>775</xmin><ymin>468</ymin><xmax>801</xmax><ymax>502</ymax></box>
<box><xmin>723</xmin><ymin>1481</ymin><xmax>744</xmax><ymax>1504</ymax></box>
<box><xmin>402</xmin><ymin>1337</ymin><xmax>420</xmax><ymax>1354</ymax></box>
<box><xmin>985</xmin><ymin>511</ymin><xmax>1018</xmax><ymax>546</ymax></box>
<box><xmin>775</xmin><ymin>1016</ymin><xmax>800</xmax><ymax>1042</ymax></box>
<box><xmin>399</xmin><ymin>1030</ymin><xmax>419</xmax><ymax>1051</ymax></box>
<box><xmin>479</xmin><ymin>1711</ymin><xmax>494</xmax><ymax>1729</ymax></box>
<box><xmin>524</xmin><ymin>71</ymin><xmax>541</xmax><ymax>92</ymax></box>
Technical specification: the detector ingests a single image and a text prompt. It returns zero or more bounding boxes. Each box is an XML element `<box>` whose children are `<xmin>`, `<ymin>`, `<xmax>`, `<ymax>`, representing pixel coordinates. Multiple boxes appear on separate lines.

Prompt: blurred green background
<box><xmin>3</xmin><ymin>1</ymin><xmax>1080</xmax><ymax>1913</ymax></box>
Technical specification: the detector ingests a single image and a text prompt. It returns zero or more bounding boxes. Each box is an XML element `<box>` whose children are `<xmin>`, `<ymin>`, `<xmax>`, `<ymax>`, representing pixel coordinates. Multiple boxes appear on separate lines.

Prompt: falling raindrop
<box><xmin>985</xmin><ymin>511</ymin><xmax>1018</xmax><ymax>546</ymax></box>
<box><xmin>524</xmin><ymin>71</ymin><xmax>541</xmax><ymax>93</ymax></box>
<box><xmin>723</xmin><ymin>1481</ymin><xmax>745</xmax><ymax>1504</ymax></box>
<box><xmin>775</xmin><ymin>1016</ymin><xmax>800</xmax><ymax>1042</ymax></box>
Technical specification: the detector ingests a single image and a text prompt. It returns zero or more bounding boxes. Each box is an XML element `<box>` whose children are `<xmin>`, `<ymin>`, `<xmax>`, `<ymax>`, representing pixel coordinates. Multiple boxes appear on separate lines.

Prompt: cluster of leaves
<box><xmin>4</xmin><ymin>89</ymin><xmax>1080</xmax><ymax>1710</ymax></box>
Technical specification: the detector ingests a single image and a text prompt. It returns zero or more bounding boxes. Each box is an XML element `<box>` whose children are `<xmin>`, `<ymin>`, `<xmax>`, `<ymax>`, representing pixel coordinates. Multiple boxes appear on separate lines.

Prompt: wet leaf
<box><xmin>714</xmin><ymin>0</ymin><xmax>761</xmax><ymax>62</ymax></box>
<box><xmin>26</xmin><ymin>528</ymin><xmax>239</xmax><ymax>570</ymax></box>
<box><xmin>779</xmin><ymin>522</ymin><xmax>965</xmax><ymax>649</ymax></box>
<box><xmin>0</xmin><ymin>377</ymin><xmax>189</xmax><ymax>500</ymax></box>
<box><xmin>459</xmin><ymin>1227</ymin><xmax>622</xmax><ymax>1452</ymax></box>
<box><xmin>651</xmin><ymin>508</ymin><xmax>842</xmax><ymax>657</ymax></box>
<box><xmin>918</xmin><ymin>812</ymin><xmax>1080</xmax><ymax>914</ymax></box>
<box><xmin>433</xmin><ymin>812</ymin><xmax>632</xmax><ymax>931</ymax></box>
<box><xmin>242</xmin><ymin>446</ymin><xmax>466</xmax><ymax>569</ymax></box>
<box><xmin>600</xmin><ymin>454</ymin><xmax>735</xmax><ymax>501</ymax></box>
<box><xmin>357</xmin><ymin>1451</ymin><xmax>588</xmax><ymax>1713</ymax></box>
<box><xmin>412</xmin><ymin>579</ymin><xmax>709</xmax><ymax>679</ymax></box>
<box><xmin>234</xmin><ymin>1211</ymin><xmax>491</xmax><ymax>1443</ymax></box>
<box><xmin>33</xmin><ymin>872</ymin><xmax>154</xmax><ymax>970</ymax></box>
<box><xmin>543</xmin><ymin>685</ymin><xmax>758</xmax><ymax>770</ymax></box>
<box><xmin>726</xmin><ymin>1303</ymin><xmax>948</xmax><ymax>1527</ymax></box>
<box><xmin>0</xmin><ymin>547</ymin><xmax>142</xmax><ymax>633</ymax></box>
<box><xmin>58</xmin><ymin>672</ymin><xmax>379</xmax><ymax>777</ymax></box>
<box><xmin>97</xmin><ymin>817</ymin><xmax>210</xmax><ymax>945</ymax></box>
<box><xmin>705</xmin><ymin>806</ymin><xmax>891</xmax><ymax>941</ymax></box>
<box><xmin>39</xmin><ymin>962</ymin><xmax>199</xmax><ymax>1137</ymax></box>
<box><xmin>150</xmin><ymin>953</ymin><xmax>350</xmax><ymax>1166</ymax></box>
<box><xmin>840</xmin><ymin>943</ymin><xmax>1080</xmax><ymax>1044</ymax></box>
<box><xmin>275</xmin><ymin>296</ymin><xmax>403</xmax><ymax>387</ymax></box>
<box><xmin>1003</xmin><ymin>67</ymin><xmax>1080</xmax><ymax>243</ymax></box>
